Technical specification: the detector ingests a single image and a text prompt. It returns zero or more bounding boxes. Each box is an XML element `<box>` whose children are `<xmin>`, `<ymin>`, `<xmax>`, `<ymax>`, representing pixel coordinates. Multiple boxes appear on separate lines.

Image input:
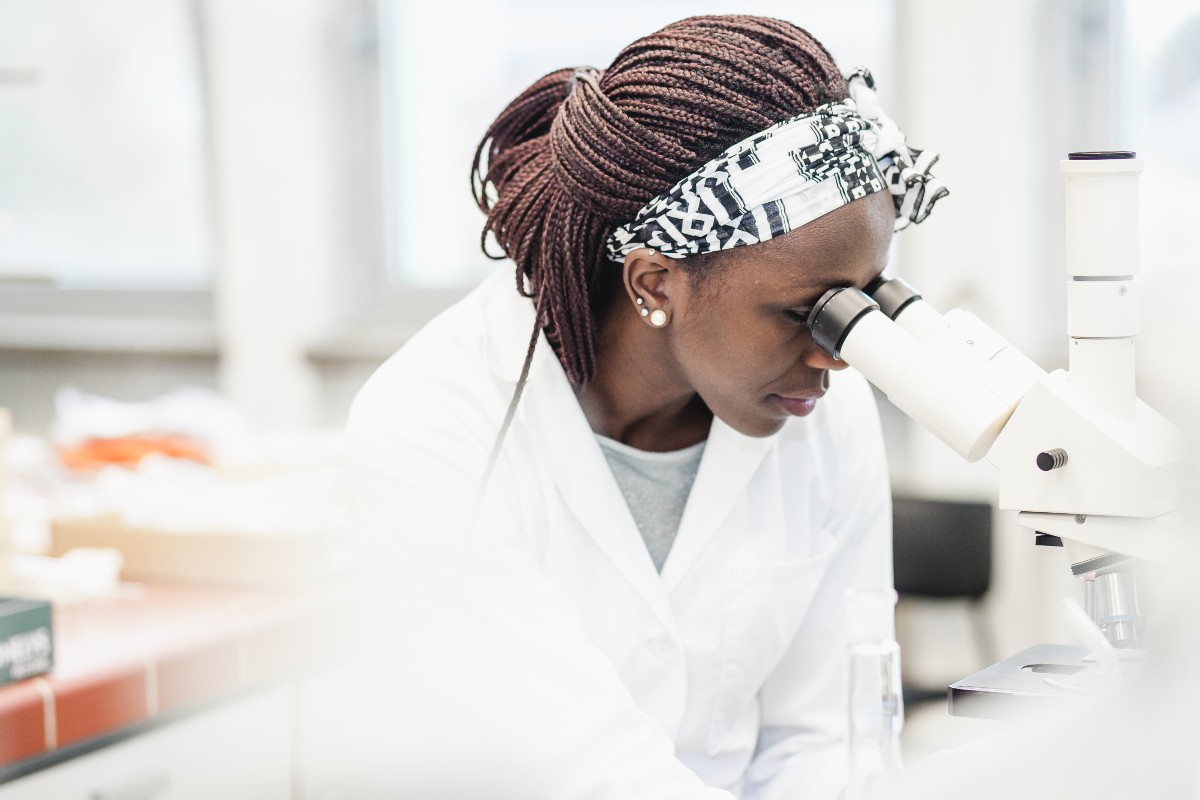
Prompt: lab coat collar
<box><xmin>483</xmin><ymin>270</ymin><xmax>774</xmax><ymax>619</ymax></box>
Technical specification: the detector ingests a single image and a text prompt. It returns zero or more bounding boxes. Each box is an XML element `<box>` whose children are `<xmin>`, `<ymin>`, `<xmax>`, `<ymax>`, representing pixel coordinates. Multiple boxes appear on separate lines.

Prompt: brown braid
<box><xmin>470</xmin><ymin>15</ymin><xmax>847</xmax><ymax>385</ymax></box>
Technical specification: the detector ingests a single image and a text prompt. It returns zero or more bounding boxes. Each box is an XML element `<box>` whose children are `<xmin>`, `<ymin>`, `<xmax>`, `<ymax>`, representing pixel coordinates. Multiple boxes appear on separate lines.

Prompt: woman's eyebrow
<box><xmin>777</xmin><ymin>283</ymin><xmax>847</xmax><ymax>311</ymax></box>
<box><xmin>798</xmin><ymin>267</ymin><xmax>884</xmax><ymax>295</ymax></box>
<box><xmin>800</xmin><ymin>279</ymin><xmax>854</xmax><ymax>297</ymax></box>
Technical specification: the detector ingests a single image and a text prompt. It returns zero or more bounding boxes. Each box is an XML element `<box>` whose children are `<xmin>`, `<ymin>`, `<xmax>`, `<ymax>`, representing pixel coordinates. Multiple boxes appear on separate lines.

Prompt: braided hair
<box><xmin>471</xmin><ymin>15</ymin><xmax>847</xmax><ymax>387</ymax></box>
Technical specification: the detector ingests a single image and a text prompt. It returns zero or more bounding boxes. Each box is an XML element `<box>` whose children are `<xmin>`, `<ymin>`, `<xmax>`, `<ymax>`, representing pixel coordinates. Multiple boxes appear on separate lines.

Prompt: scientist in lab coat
<box><xmin>343</xmin><ymin>15</ymin><xmax>946</xmax><ymax>800</ymax></box>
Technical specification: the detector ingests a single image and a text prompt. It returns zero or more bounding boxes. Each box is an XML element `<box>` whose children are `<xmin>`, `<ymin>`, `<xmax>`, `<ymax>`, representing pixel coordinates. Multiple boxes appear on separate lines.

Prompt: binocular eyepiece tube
<box><xmin>806</xmin><ymin>278</ymin><xmax>1040</xmax><ymax>463</ymax></box>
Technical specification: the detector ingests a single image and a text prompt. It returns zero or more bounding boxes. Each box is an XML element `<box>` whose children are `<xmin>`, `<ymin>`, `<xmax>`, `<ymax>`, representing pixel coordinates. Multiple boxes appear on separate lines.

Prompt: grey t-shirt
<box><xmin>597</xmin><ymin>434</ymin><xmax>706</xmax><ymax>573</ymax></box>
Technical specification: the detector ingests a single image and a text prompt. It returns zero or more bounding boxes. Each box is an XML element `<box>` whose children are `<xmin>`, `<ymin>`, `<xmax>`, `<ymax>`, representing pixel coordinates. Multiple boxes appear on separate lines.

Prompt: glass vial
<box><xmin>845</xmin><ymin>587</ymin><xmax>903</xmax><ymax>800</ymax></box>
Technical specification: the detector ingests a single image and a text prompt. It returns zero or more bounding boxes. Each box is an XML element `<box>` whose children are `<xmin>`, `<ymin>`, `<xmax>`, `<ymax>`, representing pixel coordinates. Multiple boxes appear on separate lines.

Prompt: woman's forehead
<box><xmin>735</xmin><ymin>194</ymin><xmax>893</xmax><ymax>291</ymax></box>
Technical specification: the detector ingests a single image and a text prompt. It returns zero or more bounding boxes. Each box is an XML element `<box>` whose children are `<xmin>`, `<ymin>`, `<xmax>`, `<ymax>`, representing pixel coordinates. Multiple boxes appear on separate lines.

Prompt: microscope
<box><xmin>807</xmin><ymin>151</ymin><xmax>1188</xmax><ymax>717</ymax></box>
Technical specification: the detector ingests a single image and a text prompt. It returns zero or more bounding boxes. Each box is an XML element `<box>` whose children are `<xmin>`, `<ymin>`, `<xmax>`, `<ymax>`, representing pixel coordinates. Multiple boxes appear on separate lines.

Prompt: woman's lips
<box><xmin>773</xmin><ymin>393</ymin><xmax>824</xmax><ymax>416</ymax></box>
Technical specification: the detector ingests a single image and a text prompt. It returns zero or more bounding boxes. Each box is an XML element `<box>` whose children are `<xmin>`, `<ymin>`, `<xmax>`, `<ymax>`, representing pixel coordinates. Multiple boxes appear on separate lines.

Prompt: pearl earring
<box><xmin>649</xmin><ymin>309</ymin><xmax>668</xmax><ymax>327</ymax></box>
<box><xmin>647</xmin><ymin>248</ymin><xmax>656</xmax><ymax>256</ymax></box>
<box><xmin>640</xmin><ymin>308</ymin><xmax>649</xmax><ymax>317</ymax></box>
<box><xmin>635</xmin><ymin>296</ymin><xmax>644</xmax><ymax>305</ymax></box>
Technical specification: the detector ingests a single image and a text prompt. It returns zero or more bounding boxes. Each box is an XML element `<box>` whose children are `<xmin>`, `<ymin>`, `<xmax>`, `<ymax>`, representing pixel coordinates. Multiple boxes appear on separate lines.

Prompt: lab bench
<box><xmin>0</xmin><ymin>580</ymin><xmax>361</xmax><ymax>799</ymax></box>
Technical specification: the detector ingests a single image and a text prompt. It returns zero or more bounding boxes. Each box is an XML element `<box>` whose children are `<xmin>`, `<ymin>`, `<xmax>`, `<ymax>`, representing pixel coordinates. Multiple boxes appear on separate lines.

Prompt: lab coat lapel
<box><xmin>660</xmin><ymin>417</ymin><xmax>774</xmax><ymax>592</ymax></box>
<box><xmin>522</xmin><ymin>367</ymin><xmax>678</xmax><ymax>630</ymax></box>
<box><xmin>481</xmin><ymin>275</ymin><xmax>676</xmax><ymax>631</ymax></box>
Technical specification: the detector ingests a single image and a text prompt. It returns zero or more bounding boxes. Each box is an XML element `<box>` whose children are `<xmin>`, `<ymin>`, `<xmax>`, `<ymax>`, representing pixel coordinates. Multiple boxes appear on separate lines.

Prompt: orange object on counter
<box><xmin>57</xmin><ymin>435</ymin><xmax>211</xmax><ymax>470</ymax></box>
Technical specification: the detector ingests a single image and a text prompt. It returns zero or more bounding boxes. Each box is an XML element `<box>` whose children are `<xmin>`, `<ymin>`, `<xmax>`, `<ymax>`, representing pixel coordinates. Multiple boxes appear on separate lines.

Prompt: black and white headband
<box><xmin>605</xmin><ymin>69</ymin><xmax>948</xmax><ymax>261</ymax></box>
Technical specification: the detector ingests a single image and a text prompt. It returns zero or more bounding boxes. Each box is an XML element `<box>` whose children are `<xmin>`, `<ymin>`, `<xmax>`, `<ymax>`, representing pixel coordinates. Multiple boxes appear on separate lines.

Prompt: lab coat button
<box><xmin>650</xmin><ymin>636</ymin><xmax>676</xmax><ymax>659</ymax></box>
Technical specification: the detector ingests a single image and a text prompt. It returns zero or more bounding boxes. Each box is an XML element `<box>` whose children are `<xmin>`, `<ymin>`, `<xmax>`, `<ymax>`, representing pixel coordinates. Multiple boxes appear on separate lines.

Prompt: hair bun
<box><xmin>549</xmin><ymin>68</ymin><xmax>678</xmax><ymax>219</ymax></box>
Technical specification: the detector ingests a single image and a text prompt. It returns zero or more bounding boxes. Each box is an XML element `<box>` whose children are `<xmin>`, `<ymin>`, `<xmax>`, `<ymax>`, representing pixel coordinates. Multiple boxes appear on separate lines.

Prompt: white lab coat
<box><xmin>343</xmin><ymin>269</ymin><xmax>893</xmax><ymax>800</ymax></box>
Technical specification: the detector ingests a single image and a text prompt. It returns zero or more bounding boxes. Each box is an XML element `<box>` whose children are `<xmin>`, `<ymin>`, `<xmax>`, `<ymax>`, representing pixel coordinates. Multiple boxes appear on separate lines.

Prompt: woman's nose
<box><xmin>803</xmin><ymin>340</ymin><xmax>849</xmax><ymax>371</ymax></box>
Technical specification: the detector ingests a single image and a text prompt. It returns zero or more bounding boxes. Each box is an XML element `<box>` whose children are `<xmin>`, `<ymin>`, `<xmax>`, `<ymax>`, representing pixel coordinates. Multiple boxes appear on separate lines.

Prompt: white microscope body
<box><xmin>808</xmin><ymin>152</ymin><xmax>1187</xmax><ymax>663</ymax></box>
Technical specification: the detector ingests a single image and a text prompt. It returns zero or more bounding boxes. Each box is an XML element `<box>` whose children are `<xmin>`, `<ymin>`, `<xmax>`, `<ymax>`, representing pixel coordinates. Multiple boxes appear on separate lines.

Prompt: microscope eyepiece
<box><xmin>806</xmin><ymin>288</ymin><xmax>878</xmax><ymax>360</ymax></box>
<box><xmin>864</xmin><ymin>276</ymin><xmax>923</xmax><ymax>320</ymax></box>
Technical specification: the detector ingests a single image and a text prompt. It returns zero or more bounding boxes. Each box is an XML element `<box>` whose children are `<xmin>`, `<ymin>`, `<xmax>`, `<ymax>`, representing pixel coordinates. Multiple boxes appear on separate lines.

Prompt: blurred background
<box><xmin>0</xmin><ymin>0</ymin><xmax>1198</xmax><ymax>796</ymax></box>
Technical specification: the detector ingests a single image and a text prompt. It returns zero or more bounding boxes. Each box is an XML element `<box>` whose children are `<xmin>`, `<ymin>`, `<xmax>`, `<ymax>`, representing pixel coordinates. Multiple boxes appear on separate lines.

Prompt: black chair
<box><xmin>892</xmin><ymin>495</ymin><xmax>995</xmax><ymax>706</ymax></box>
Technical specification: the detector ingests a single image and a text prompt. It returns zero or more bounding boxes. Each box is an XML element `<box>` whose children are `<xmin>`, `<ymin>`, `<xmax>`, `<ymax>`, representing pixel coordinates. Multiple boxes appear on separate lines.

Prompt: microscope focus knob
<box><xmin>1036</xmin><ymin>448</ymin><xmax>1069</xmax><ymax>471</ymax></box>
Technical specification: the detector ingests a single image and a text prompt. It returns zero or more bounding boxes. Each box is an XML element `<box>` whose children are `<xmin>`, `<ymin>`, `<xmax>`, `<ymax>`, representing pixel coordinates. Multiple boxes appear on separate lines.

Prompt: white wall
<box><xmin>202</xmin><ymin>0</ymin><xmax>378</xmax><ymax>430</ymax></box>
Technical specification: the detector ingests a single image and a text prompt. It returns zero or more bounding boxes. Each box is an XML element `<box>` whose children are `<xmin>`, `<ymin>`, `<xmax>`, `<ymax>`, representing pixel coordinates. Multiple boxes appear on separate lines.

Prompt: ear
<box><xmin>622</xmin><ymin>248</ymin><xmax>686</xmax><ymax>320</ymax></box>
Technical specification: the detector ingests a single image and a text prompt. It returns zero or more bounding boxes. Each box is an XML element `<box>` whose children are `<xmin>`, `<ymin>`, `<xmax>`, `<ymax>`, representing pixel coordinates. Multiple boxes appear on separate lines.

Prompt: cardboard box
<box><xmin>50</xmin><ymin>514</ymin><xmax>335</xmax><ymax>590</ymax></box>
<box><xmin>0</xmin><ymin>597</ymin><xmax>53</xmax><ymax>685</ymax></box>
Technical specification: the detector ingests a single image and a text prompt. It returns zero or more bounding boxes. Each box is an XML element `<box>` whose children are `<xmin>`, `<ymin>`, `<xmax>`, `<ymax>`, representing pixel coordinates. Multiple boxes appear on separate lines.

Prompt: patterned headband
<box><xmin>605</xmin><ymin>69</ymin><xmax>948</xmax><ymax>262</ymax></box>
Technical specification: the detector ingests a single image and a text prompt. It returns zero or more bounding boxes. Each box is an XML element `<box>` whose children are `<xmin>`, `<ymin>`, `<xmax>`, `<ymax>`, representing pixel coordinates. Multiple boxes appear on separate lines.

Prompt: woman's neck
<box><xmin>576</xmin><ymin>294</ymin><xmax>712</xmax><ymax>452</ymax></box>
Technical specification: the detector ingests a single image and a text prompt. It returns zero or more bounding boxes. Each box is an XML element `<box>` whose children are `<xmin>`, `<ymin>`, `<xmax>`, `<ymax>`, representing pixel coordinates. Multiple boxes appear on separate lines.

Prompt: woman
<box><xmin>345</xmin><ymin>14</ymin><xmax>945</xmax><ymax>800</ymax></box>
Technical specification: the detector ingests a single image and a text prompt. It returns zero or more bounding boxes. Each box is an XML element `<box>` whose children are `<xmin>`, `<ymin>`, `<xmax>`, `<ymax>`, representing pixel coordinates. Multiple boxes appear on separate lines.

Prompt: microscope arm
<box><xmin>807</xmin><ymin>153</ymin><xmax>1190</xmax><ymax>566</ymax></box>
<box><xmin>809</xmin><ymin>152</ymin><xmax>1189</xmax><ymax>661</ymax></box>
<box><xmin>806</xmin><ymin>278</ymin><xmax>1187</xmax><ymax>562</ymax></box>
<box><xmin>807</xmin><ymin>275</ymin><xmax>1190</xmax><ymax>656</ymax></box>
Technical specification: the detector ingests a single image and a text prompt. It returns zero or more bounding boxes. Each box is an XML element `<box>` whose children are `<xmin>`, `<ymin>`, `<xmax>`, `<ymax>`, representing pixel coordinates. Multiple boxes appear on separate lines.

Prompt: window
<box><xmin>1122</xmin><ymin>0</ymin><xmax>1200</xmax><ymax>273</ymax></box>
<box><xmin>1120</xmin><ymin>0</ymin><xmax>1200</xmax><ymax>415</ymax></box>
<box><xmin>0</xmin><ymin>0</ymin><xmax>212</xmax><ymax>289</ymax></box>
